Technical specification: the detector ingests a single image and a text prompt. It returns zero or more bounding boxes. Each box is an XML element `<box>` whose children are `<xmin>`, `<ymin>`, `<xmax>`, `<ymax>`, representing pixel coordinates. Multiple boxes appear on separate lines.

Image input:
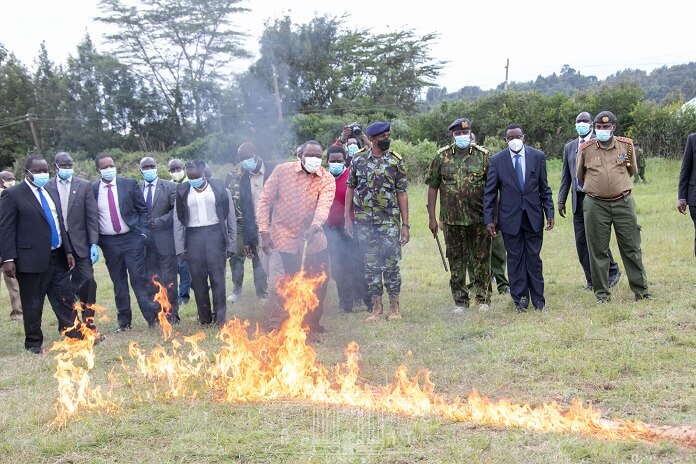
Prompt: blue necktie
<box><xmin>146</xmin><ymin>183</ymin><xmax>153</xmax><ymax>211</ymax></box>
<box><xmin>38</xmin><ymin>187</ymin><xmax>60</xmax><ymax>248</ymax></box>
<box><xmin>514</xmin><ymin>154</ymin><xmax>524</xmax><ymax>189</ymax></box>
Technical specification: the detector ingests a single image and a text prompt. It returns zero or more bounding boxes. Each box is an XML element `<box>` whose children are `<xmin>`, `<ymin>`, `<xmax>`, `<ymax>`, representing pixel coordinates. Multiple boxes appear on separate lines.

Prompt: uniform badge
<box><xmin>617</xmin><ymin>153</ymin><xmax>630</xmax><ymax>166</ymax></box>
<box><xmin>602</xmin><ymin>116</ymin><xmax>609</xmax><ymax>123</ymax></box>
<box><xmin>461</xmin><ymin>121</ymin><xmax>469</xmax><ymax>129</ymax></box>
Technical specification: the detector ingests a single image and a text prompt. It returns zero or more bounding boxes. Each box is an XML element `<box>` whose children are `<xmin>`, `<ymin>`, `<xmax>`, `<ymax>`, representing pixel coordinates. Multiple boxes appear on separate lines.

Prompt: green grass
<box><xmin>0</xmin><ymin>159</ymin><xmax>695</xmax><ymax>463</ymax></box>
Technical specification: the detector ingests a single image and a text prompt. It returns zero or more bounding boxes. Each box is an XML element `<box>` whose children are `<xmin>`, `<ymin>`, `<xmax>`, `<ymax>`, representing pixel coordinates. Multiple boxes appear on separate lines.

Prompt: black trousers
<box><xmin>17</xmin><ymin>249</ymin><xmax>80</xmax><ymax>351</ymax></box>
<box><xmin>574</xmin><ymin>191</ymin><xmax>620</xmax><ymax>285</ymax></box>
<box><xmin>324</xmin><ymin>226</ymin><xmax>369</xmax><ymax>311</ymax></box>
<box><xmin>230</xmin><ymin>247</ymin><xmax>267</xmax><ymax>297</ymax></box>
<box><xmin>502</xmin><ymin>211</ymin><xmax>545</xmax><ymax>309</ymax></box>
<box><xmin>99</xmin><ymin>231</ymin><xmax>157</xmax><ymax>328</ymax></box>
<box><xmin>144</xmin><ymin>240</ymin><xmax>179</xmax><ymax>320</ymax></box>
<box><xmin>690</xmin><ymin>206</ymin><xmax>696</xmax><ymax>256</ymax></box>
<box><xmin>186</xmin><ymin>225</ymin><xmax>227</xmax><ymax>325</ymax></box>
<box><xmin>66</xmin><ymin>256</ymin><xmax>98</xmax><ymax>328</ymax></box>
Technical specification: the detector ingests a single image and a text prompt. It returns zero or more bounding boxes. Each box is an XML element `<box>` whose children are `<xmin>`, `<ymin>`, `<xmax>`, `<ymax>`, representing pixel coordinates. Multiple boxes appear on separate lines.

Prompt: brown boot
<box><xmin>365</xmin><ymin>296</ymin><xmax>383</xmax><ymax>322</ymax></box>
<box><xmin>387</xmin><ymin>294</ymin><xmax>402</xmax><ymax>321</ymax></box>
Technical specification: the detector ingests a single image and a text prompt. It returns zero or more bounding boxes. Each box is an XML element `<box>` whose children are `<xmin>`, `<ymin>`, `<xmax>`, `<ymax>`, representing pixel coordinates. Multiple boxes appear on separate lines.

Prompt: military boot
<box><xmin>386</xmin><ymin>294</ymin><xmax>402</xmax><ymax>321</ymax></box>
<box><xmin>365</xmin><ymin>296</ymin><xmax>383</xmax><ymax>322</ymax></box>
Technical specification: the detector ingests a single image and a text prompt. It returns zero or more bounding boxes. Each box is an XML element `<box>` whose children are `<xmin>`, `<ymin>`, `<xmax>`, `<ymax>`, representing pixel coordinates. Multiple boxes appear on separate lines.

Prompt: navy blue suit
<box><xmin>483</xmin><ymin>146</ymin><xmax>554</xmax><ymax>309</ymax></box>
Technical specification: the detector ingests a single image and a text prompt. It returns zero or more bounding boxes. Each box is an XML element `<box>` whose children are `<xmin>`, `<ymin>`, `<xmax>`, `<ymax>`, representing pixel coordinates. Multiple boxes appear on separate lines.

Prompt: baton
<box><xmin>434</xmin><ymin>232</ymin><xmax>449</xmax><ymax>272</ymax></box>
<box><xmin>300</xmin><ymin>239</ymin><xmax>309</xmax><ymax>272</ymax></box>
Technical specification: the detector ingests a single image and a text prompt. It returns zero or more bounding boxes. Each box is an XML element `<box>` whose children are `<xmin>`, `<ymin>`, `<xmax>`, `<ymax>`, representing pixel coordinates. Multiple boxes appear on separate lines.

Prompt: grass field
<box><xmin>0</xmin><ymin>158</ymin><xmax>694</xmax><ymax>463</ymax></box>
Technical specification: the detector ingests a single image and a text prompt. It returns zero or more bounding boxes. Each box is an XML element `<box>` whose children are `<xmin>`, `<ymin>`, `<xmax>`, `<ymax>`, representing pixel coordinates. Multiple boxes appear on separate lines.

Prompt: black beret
<box><xmin>448</xmin><ymin>118</ymin><xmax>471</xmax><ymax>131</ymax></box>
<box><xmin>366</xmin><ymin>121</ymin><xmax>391</xmax><ymax>137</ymax></box>
<box><xmin>594</xmin><ymin>111</ymin><xmax>617</xmax><ymax>124</ymax></box>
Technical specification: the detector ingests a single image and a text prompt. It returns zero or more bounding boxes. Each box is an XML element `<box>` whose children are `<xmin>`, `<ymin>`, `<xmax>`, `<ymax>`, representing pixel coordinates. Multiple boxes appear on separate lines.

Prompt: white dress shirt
<box><xmin>509</xmin><ymin>145</ymin><xmax>527</xmax><ymax>184</ymax></box>
<box><xmin>186</xmin><ymin>184</ymin><xmax>219</xmax><ymax>227</ymax></box>
<box><xmin>56</xmin><ymin>177</ymin><xmax>72</xmax><ymax>230</ymax></box>
<box><xmin>97</xmin><ymin>180</ymin><xmax>131</xmax><ymax>235</ymax></box>
<box><xmin>142</xmin><ymin>177</ymin><xmax>158</xmax><ymax>203</ymax></box>
<box><xmin>27</xmin><ymin>180</ymin><xmax>62</xmax><ymax>249</ymax></box>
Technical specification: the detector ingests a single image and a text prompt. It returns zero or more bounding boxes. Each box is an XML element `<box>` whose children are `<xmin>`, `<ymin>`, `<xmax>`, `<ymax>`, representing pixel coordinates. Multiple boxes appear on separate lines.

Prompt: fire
<box><xmin>51</xmin><ymin>273</ymin><xmax>695</xmax><ymax>448</ymax></box>
<box><xmin>151</xmin><ymin>276</ymin><xmax>173</xmax><ymax>341</ymax></box>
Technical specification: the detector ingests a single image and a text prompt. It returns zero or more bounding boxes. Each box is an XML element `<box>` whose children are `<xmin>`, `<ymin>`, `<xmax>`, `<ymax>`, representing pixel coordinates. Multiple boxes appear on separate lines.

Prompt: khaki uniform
<box><xmin>577</xmin><ymin>136</ymin><xmax>650</xmax><ymax>300</ymax></box>
<box><xmin>0</xmin><ymin>186</ymin><xmax>22</xmax><ymax>319</ymax></box>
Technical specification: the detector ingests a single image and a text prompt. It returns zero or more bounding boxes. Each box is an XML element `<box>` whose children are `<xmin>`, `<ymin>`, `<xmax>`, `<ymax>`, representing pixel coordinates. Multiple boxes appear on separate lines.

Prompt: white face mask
<box><xmin>508</xmin><ymin>138</ymin><xmax>524</xmax><ymax>152</ymax></box>
<box><xmin>3</xmin><ymin>180</ymin><xmax>16</xmax><ymax>188</ymax></box>
<box><xmin>303</xmin><ymin>156</ymin><xmax>322</xmax><ymax>173</ymax></box>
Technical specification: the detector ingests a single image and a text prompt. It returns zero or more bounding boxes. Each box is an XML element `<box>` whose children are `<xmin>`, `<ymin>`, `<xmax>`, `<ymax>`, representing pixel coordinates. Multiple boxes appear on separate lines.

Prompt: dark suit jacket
<box><xmin>678</xmin><ymin>133</ymin><xmax>696</xmax><ymax>205</ymax></box>
<box><xmin>140</xmin><ymin>178</ymin><xmax>177</xmax><ymax>256</ymax></box>
<box><xmin>92</xmin><ymin>177</ymin><xmax>150</xmax><ymax>236</ymax></box>
<box><xmin>0</xmin><ymin>181</ymin><xmax>73</xmax><ymax>273</ymax></box>
<box><xmin>483</xmin><ymin>146</ymin><xmax>554</xmax><ymax>235</ymax></box>
<box><xmin>172</xmin><ymin>179</ymin><xmax>237</xmax><ymax>255</ymax></box>
<box><xmin>47</xmin><ymin>176</ymin><xmax>99</xmax><ymax>259</ymax></box>
<box><xmin>558</xmin><ymin>137</ymin><xmax>590</xmax><ymax>215</ymax></box>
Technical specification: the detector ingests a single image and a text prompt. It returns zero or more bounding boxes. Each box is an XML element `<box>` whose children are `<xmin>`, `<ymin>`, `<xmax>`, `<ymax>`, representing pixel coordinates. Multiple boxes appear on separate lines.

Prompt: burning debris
<box><xmin>50</xmin><ymin>275</ymin><xmax>695</xmax><ymax>448</ymax></box>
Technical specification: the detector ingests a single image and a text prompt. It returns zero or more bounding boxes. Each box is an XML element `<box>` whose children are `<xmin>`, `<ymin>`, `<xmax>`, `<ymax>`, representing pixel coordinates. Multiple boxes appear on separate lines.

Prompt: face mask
<box><xmin>377</xmin><ymin>138</ymin><xmax>391</xmax><ymax>151</ymax></box>
<box><xmin>188</xmin><ymin>177</ymin><xmax>205</xmax><ymax>189</ymax></box>
<box><xmin>454</xmin><ymin>134</ymin><xmax>471</xmax><ymax>149</ymax></box>
<box><xmin>303</xmin><ymin>156</ymin><xmax>322</xmax><ymax>173</ymax></box>
<box><xmin>240</xmin><ymin>158</ymin><xmax>257</xmax><ymax>172</ymax></box>
<box><xmin>575</xmin><ymin>122</ymin><xmax>591</xmax><ymax>137</ymax></box>
<box><xmin>347</xmin><ymin>144</ymin><xmax>359</xmax><ymax>157</ymax></box>
<box><xmin>171</xmin><ymin>171</ymin><xmax>185</xmax><ymax>182</ymax></box>
<box><xmin>100</xmin><ymin>167</ymin><xmax>117</xmax><ymax>182</ymax></box>
<box><xmin>328</xmin><ymin>162</ymin><xmax>346</xmax><ymax>176</ymax></box>
<box><xmin>3</xmin><ymin>180</ymin><xmax>15</xmax><ymax>188</ymax></box>
<box><xmin>508</xmin><ymin>138</ymin><xmax>524</xmax><ymax>152</ymax></box>
<box><xmin>57</xmin><ymin>168</ymin><xmax>74</xmax><ymax>180</ymax></box>
<box><xmin>29</xmin><ymin>172</ymin><xmax>50</xmax><ymax>188</ymax></box>
<box><xmin>141</xmin><ymin>169</ymin><xmax>158</xmax><ymax>183</ymax></box>
<box><xmin>595</xmin><ymin>129</ymin><xmax>612</xmax><ymax>142</ymax></box>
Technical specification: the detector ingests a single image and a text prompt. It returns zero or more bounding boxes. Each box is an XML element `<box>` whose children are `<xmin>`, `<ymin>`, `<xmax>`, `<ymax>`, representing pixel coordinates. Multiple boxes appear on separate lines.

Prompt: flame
<box><xmin>50</xmin><ymin>315</ymin><xmax>116</xmax><ymax>429</ymax></box>
<box><xmin>51</xmin><ymin>272</ymin><xmax>695</xmax><ymax>447</ymax></box>
<box><xmin>151</xmin><ymin>276</ymin><xmax>173</xmax><ymax>341</ymax></box>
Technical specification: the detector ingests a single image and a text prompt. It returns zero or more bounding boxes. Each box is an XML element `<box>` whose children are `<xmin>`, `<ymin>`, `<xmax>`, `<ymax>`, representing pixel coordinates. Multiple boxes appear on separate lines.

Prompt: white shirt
<box><xmin>186</xmin><ymin>184</ymin><xmax>219</xmax><ymax>227</ymax></box>
<box><xmin>56</xmin><ymin>177</ymin><xmax>72</xmax><ymax>230</ymax></box>
<box><xmin>27</xmin><ymin>180</ymin><xmax>62</xmax><ymax>249</ymax></box>
<box><xmin>510</xmin><ymin>145</ymin><xmax>526</xmax><ymax>184</ymax></box>
<box><xmin>142</xmin><ymin>177</ymin><xmax>158</xmax><ymax>203</ymax></box>
<box><xmin>575</xmin><ymin>135</ymin><xmax>592</xmax><ymax>192</ymax></box>
<box><xmin>97</xmin><ymin>180</ymin><xmax>131</xmax><ymax>235</ymax></box>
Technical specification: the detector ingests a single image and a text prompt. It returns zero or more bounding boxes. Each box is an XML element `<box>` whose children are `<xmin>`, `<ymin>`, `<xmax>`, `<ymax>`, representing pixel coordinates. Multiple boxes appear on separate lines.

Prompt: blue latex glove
<box><xmin>90</xmin><ymin>243</ymin><xmax>100</xmax><ymax>265</ymax></box>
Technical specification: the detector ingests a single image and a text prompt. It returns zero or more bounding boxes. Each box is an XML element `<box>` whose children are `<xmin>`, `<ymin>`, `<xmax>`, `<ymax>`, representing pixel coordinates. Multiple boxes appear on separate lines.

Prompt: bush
<box><xmin>390</xmin><ymin>139</ymin><xmax>438</xmax><ymax>183</ymax></box>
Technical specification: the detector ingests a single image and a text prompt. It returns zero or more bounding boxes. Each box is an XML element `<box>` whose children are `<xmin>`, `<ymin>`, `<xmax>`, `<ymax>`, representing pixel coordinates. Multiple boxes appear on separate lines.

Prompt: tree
<box><xmin>97</xmin><ymin>0</ymin><xmax>250</xmax><ymax>136</ymax></box>
<box><xmin>0</xmin><ymin>54</ymin><xmax>35</xmax><ymax>167</ymax></box>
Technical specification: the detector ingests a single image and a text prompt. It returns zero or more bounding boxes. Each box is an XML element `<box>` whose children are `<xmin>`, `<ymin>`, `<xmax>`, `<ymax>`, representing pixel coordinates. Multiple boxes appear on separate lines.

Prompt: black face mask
<box><xmin>377</xmin><ymin>138</ymin><xmax>391</xmax><ymax>151</ymax></box>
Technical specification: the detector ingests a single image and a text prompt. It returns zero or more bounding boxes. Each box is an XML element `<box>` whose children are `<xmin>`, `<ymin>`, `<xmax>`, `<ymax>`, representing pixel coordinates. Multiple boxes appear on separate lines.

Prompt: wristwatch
<box><xmin>402</xmin><ymin>223</ymin><xmax>411</xmax><ymax>229</ymax></box>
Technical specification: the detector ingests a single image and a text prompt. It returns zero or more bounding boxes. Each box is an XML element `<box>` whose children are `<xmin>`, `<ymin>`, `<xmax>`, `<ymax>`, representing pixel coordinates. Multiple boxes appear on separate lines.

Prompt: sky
<box><xmin>1</xmin><ymin>0</ymin><xmax>695</xmax><ymax>92</ymax></box>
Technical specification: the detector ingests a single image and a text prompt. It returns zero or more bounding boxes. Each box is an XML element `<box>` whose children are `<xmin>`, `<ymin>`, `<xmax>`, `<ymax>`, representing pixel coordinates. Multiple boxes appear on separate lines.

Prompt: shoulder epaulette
<box><xmin>391</xmin><ymin>151</ymin><xmax>402</xmax><ymax>160</ymax></box>
<box><xmin>579</xmin><ymin>139</ymin><xmax>595</xmax><ymax>150</ymax></box>
<box><xmin>355</xmin><ymin>147</ymin><xmax>367</xmax><ymax>155</ymax></box>
<box><xmin>472</xmin><ymin>144</ymin><xmax>490</xmax><ymax>155</ymax></box>
<box><xmin>437</xmin><ymin>144</ymin><xmax>454</xmax><ymax>156</ymax></box>
<box><xmin>615</xmin><ymin>136</ymin><xmax>634</xmax><ymax>144</ymax></box>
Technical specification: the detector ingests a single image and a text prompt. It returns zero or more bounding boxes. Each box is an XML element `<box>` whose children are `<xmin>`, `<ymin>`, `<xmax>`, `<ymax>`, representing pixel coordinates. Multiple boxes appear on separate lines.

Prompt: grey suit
<box><xmin>140</xmin><ymin>178</ymin><xmax>179</xmax><ymax>319</ymax></box>
<box><xmin>558</xmin><ymin>137</ymin><xmax>619</xmax><ymax>287</ymax></box>
<box><xmin>47</xmin><ymin>176</ymin><xmax>100</xmax><ymax>327</ymax></box>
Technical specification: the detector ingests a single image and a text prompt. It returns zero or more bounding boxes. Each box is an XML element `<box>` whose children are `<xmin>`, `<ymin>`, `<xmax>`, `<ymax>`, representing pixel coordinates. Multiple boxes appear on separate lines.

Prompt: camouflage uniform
<box><xmin>426</xmin><ymin>143</ymin><xmax>492</xmax><ymax>306</ymax></box>
<box><xmin>347</xmin><ymin>148</ymin><xmax>407</xmax><ymax>297</ymax></box>
<box><xmin>635</xmin><ymin>146</ymin><xmax>646</xmax><ymax>182</ymax></box>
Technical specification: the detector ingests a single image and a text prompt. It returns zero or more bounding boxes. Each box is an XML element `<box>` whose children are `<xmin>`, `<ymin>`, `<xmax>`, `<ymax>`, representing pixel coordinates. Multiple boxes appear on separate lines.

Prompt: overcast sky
<box><xmin>1</xmin><ymin>0</ymin><xmax>695</xmax><ymax>92</ymax></box>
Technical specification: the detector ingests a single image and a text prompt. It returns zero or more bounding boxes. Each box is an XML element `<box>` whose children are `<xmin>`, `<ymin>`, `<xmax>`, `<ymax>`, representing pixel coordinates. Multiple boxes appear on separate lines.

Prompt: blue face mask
<box><xmin>30</xmin><ymin>172</ymin><xmax>50</xmax><ymax>188</ymax></box>
<box><xmin>595</xmin><ymin>129</ymin><xmax>612</xmax><ymax>142</ymax></box>
<box><xmin>328</xmin><ymin>162</ymin><xmax>346</xmax><ymax>176</ymax></box>
<box><xmin>141</xmin><ymin>168</ymin><xmax>158</xmax><ymax>183</ymax></box>
<box><xmin>100</xmin><ymin>167</ymin><xmax>117</xmax><ymax>182</ymax></box>
<box><xmin>575</xmin><ymin>122</ymin><xmax>591</xmax><ymax>137</ymax></box>
<box><xmin>57</xmin><ymin>168</ymin><xmax>74</xmax><ymax>180</ymax></box>
<box><xmin>347</xmin><ymin>144</ymin><xmax>359</xmax><ymax>157</ymax></box>
<box><xmin>240</xmin><ymin>157</ymin><xmax>257</xmax><ymax>172</ymax></box>
<box><xmin>454</xmin><ymin>134</ymin><xmax>471</xmax><ymax>149</ymax></box>
<box><xmin>188</xmin><ymin>177</ymin><xmax>205</xmax><ymax>189</ymax></box>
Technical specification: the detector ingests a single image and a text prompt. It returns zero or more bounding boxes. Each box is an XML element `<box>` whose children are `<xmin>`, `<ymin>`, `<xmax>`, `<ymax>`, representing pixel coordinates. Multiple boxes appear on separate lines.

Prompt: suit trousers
<box><xmin>584</xmin><ymin>195</ymin><xmax>649</xmax><ymax>300</ymax></box>
<box><xmin>690</xmin><ymin>206</ymin><xmax>696</xmax><ymax>256</ymax></box>
<box><xmin>66</xmin><ymin>256</ymin><xmax>98</xmax><ymax>328</ymax></box>
<box><xmin>502</xmin><ymin>211</ymin><xmax>545</xmax><ymax>309</ymax></box>
<box><xmin>144</xmin><ymin>240</ymin><xmax>179</xmax><ymax>320</ymax></box>
<box><xmin>230</xmin><ymin>228</ymin><xmax>268</xmax><ymax>297</ymax></box>
<box><xmin>573</xmin><ymin>191</ymin><xmax>620</xmax><ymax>286</ymax></box>
<box><xmin>186</xmin><ymin>225</ymin><xmax>227</xmax><ymax>325</ymax></box>
<box><xmin>16</xmin><ymin>249</ymin><xmax>80</xmax><ymax>351</ymax></box>
<box><xmin>178</xmin><ymin>257</ymin><xmax>191</xmax><ymax>299</ymax></box>
<box><xmin>99</xmin><ymin>231</ymin><xmax>157</xmax><ymax>327</ymax></box>
<box><xmin>1</xmin><ymin>268</ymin><xmax>22</xmax><ymax>317</ymax></box>
<box><xmin>266</xmin><ymin>249</ymin><xmax>329</xmax><ymax>333</ymax></box>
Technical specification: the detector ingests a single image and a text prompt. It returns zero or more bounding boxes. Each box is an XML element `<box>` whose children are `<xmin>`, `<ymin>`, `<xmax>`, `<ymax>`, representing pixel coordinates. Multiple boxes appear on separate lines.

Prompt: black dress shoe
<box><xmin>597</xmin><ymin>297</ymin><xmax>611</xmax><ymax>304</ymax></box>
<box><xmin>609</xmin><ymin>270</ymin><xmax>622</xmax><ymax>288</ymax></box>
<box><xmin>634</xmin><ymin>294</ymin><xmax>655</xmax><ymax>301</ymax></box>
<box><xmin>114</xmin><ymin>324</ymin><xmax>131</xmax><ymax>333</ymax></box>
<box><xmin>26</xmin><ymin>346</ymin><xmax>45</xmax><ymax>354</ymax></box>
<box><xmin>515</xmin><ymin>305</ymin><xmax>528</xmax><ymax>313</ymax></box>
<box><xmin>581</xmin><ymin>282</ymin><xmax>593</xmax><ymax>291</ymax></box>
<box><xmin>534</xmin><ymin>306</ymin><xmax>545</xmax><ymax>312</ymax></box>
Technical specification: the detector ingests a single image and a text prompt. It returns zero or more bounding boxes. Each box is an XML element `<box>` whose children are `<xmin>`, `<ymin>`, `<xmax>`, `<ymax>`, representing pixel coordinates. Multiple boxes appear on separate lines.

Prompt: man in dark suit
<box><xmin>678</xmin><ymin>132</ymin><xmax>696</xmax><ymax>255</ymax></box>
<box><xmin>484</xmin><ymin>124</ymin><xmax>554</xmax><ymax>312</ymax></box>
<box><xmin>93</xmin><ymin>153</ymin><xmax>158</xmax><ymax>331</ymax></box>
<box><xmin>139</xmin><ymin>156</ymin><xmax>179</xmax><ymax>322</ymax></box>
<box><xmin>558</xmin><ymin>112</ymin><xmax>621</xmax><ymax>290</ymax></box>
<box><xmin>47</xmin><ymin>152</ymin><xmax>102</xmax><ymax>337</ymax></box>
<box><xmin>173</xmin><ymin>160</ymin><xmax>236</xmax><ymax>326</ymax></box>
<box><xmin>0</xmin><ymin>155</ymin><xmax>81</xmax><ymax>353</ymax></box>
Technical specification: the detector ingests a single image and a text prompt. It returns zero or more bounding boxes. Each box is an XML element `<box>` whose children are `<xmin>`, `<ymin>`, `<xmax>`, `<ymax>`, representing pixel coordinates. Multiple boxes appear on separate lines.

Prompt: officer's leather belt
<box><xmin>586</xmin><ymin>190</ymin><xmax>631</xmax><ymax>202</ymax></box>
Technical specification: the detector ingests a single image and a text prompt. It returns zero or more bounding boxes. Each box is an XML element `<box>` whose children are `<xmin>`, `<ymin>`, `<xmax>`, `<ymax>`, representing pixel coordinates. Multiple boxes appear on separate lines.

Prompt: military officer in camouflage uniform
<box><xmin>345</xmin><ymin>121</ymin><xmax>409</xmax><ymax>322</ymax></box>
<box><xmin>577</xmin><ymin>111</ymin><xmax>653</xmax><ymax>303</ymax></box>
<box><xmin>427</xmin><ymin>118</ymin><xmax>492</xmax><ymax>314</ymax></box>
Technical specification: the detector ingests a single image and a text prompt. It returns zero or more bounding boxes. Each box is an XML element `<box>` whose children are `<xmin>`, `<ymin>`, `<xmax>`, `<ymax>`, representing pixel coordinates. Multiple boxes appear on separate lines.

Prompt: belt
<box><xmin>587</xmin><ymin>190</ymin><xmax>631</xmax><ymax>202</ymax></box>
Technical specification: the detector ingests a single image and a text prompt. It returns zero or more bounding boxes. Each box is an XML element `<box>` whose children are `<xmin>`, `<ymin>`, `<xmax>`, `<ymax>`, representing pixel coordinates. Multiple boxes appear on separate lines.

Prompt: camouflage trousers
<box><xmin>356</xmin><ymin>223</ymin><xmax>401</xmax><ymax>297</ymax></box>
<box><xmin>443</xmin><ymin>224</ymin><xmax>492</xmax><ymax>306</ymax></box>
